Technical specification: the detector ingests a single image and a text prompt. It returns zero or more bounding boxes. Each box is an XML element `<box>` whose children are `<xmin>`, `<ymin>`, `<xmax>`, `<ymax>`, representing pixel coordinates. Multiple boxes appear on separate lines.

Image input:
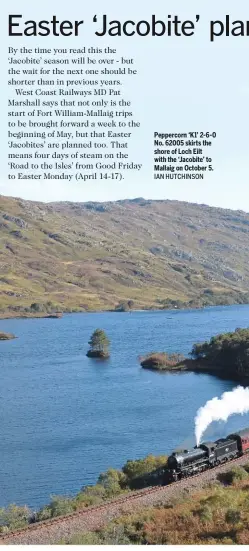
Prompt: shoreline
<box><xmin>1</xmin><ymin>302</ymin><xmax>249</xmax><ymax>321</ymax></box>
<box><xmin>141</xmin><ymin>358</ymin><xmax>249</xmax><ymax>384</ymax></box>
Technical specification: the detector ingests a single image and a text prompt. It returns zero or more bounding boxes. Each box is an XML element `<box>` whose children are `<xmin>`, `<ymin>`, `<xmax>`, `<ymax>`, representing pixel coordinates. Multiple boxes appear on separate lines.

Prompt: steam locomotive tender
<box><xmin>166</xmin><ymin>427</ymin><xmax>249</xmax><ymax>482</ymax></box>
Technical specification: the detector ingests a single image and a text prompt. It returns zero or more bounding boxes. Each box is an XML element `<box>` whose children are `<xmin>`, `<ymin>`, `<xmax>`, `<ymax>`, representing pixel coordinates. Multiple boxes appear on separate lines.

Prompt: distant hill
<box><xmin>1</xmin><ymin>195</ymin><xmax>249</xmax><ymax>317</ymax></box>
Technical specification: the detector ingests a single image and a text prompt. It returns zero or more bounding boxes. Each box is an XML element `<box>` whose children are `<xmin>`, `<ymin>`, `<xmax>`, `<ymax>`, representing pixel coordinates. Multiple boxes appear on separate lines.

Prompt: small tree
<box><xmin>0</xmin><ymin>504</ymin><xmax>32</xmax><ymax>531</ymax></box>
<box><xmin>30</xmin><ymin>302</ymin><xmax>44</xmax><ymax>312</ymax></box>
<box><xmin>87</xmin><ymin>329</ymin><xmax>110</xmax><ymax>359</ymax></box>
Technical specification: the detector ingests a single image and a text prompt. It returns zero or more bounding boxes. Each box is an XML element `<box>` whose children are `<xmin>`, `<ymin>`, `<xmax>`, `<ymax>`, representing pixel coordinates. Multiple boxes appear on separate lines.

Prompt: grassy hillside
<box><xmin>63</xmin><ymin>466</ymin><xmax>249</xmax><ymax>545</ymax></box>
<box><xmin>1</xmin><ymin>195</ymin><xmax>249</xmax><ymax>317</ymax></box>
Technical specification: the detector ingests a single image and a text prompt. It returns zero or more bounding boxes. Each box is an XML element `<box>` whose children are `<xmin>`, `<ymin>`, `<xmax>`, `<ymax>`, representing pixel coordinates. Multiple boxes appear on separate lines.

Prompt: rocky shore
<box><xmin>0</xmin><ymin>332</ymin><xmax>16</xmax><ymax>340</ymax></box>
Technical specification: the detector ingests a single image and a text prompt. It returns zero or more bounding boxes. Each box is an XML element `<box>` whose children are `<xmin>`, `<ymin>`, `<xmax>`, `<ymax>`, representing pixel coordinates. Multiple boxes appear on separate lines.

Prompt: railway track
<box><xmin>1</xmin><ymin>454</ymin><xmax>249</xmax><ymax>545</ymax></box>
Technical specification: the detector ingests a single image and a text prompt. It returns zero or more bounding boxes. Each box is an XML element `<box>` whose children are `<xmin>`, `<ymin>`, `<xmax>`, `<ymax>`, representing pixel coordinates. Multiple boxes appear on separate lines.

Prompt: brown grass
<box><xmin>139</xmin><ymin>352</ymin><xmax>186</xmax><ymax>371</ymax></box>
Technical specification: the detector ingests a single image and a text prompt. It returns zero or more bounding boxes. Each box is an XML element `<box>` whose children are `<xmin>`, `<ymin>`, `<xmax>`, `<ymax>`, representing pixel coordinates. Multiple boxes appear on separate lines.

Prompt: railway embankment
<box><xmin>1</xmin><ymin>455</ymin><xmax>249</xmax><ymax>545</ymax></box>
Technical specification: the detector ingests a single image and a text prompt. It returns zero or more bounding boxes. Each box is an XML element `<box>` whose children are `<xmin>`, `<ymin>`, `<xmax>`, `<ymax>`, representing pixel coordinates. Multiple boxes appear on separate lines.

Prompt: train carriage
<box><xmin>228</xmin><ymin>428</ymin><xmax>249</xmax><ymax>454</ymax></box>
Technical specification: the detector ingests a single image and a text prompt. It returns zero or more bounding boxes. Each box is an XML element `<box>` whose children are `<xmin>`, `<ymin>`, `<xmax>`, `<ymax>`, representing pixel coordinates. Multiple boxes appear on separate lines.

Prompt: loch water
<box><xmin>1</xmin><ymin>305</ymin><xmax>249</xmax><ymax>509</ymax></box>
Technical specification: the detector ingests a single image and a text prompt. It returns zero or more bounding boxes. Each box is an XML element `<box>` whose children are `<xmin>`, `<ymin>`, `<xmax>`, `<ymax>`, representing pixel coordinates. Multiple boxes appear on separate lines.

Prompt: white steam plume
<box><xmin>195</xmin><ymin>386</ymin><xmax>249</xmax><ymax>446</ymax></box>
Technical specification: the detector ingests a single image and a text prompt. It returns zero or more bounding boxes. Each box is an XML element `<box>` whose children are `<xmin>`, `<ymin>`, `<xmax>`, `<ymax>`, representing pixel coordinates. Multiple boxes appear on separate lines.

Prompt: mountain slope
<box><xmin>1</xmin><ymin>195</ymin><xmax>249</xmax><ymax>316</ymax></box>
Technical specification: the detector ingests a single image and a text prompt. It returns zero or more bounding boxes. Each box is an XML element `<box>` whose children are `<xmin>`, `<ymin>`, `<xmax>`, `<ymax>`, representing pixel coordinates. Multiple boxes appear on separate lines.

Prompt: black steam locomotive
<box><xmin>166</xmin><ymin>427</ymin><xmax>249</xmax><ymax>482</ymax></box>
<box><xmin>130</xmin><ymin>428</ymin><xmax>249</xmax><ymax>489</ymax></box>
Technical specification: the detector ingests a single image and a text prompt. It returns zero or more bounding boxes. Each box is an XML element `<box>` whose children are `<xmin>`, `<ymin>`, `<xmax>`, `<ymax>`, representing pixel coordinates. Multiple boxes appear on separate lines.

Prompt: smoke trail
<box><xmin>195</xmin><ymin>386</ymin><xmax>249</xmax><ymax>446</ymax></box>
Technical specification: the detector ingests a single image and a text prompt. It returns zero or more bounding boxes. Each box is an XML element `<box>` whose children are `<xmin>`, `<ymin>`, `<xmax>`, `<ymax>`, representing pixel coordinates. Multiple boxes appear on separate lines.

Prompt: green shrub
<box><xmin>225</xmin><ymin>508</ymin><xmax>241</xmax><ymax>524</ymax></box>
<box><xmin>0</xmin><ymin>504</ymin><xmax>31</xmax><ymax>531</ymax></box>
<box><xmin>100</xmin><ymin>523</ymin><xmax>135</xmax><ymax>545</ymax></box>
<box><xmin>221</xmin><ymin>537</ymin><xmax>236</xmax><ymax>544</ymax></box>
<box><xmin>36</xmin><ymin>505</ymin><xmax>52</xmax><ymax>522</ymax></box>
<box><xmin>36</xmin><ymin>496</ymin><xmax>75</xmax><ymax>521</ymax></box>
<box><xmin>242</xmin><ymin>463</ymin><xmax>249</xmax><ymax>474</ymax></box>
<box><xmin>61</xmin><ymin>524</ymin><xmax>134</xmax><ymax>545</ymax></box>
<box><xmin>97</xmin><ymin>468</ymin><xmax>126</xmax><ymax>496</ymax></box>
<box><xmin>60</xmin><ymin>531</ymin><xmax>101</xmax><ymax>544</ymax></box>
<box><xmin>122</xmin><ymin>454</ymin><xmax>167</xmax><ymax>483</ymax></box>
<box><xmin>217</xmin><ymin>466</ymin><xmax>249</xmax><ymax>485</ymax></box>
<box><xmin>30</xmin><ymin>303</ymin><xmax>45</xmax><ymax>312</ymax></box>
<box><xmin>199</xmin><ymin>486</ymin><xmax>236</xmax><ymax>511</ymax></box>
<box><xmin>75</xmin><ymin>484</ymin><xmax>107</xmax><ymax>507</ymax></box>
<box><xmin>197</xmin><ymin>505</ymin><xmax>213</xmax><ymax>523</ymax></box>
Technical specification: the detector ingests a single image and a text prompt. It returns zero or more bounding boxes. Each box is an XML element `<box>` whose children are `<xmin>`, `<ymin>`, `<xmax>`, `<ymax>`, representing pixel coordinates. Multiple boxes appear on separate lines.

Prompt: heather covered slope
<box><xmin>1</xmin><ymin>195</ymin><xmax>249</xmax><ymax>316</ymax></box>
